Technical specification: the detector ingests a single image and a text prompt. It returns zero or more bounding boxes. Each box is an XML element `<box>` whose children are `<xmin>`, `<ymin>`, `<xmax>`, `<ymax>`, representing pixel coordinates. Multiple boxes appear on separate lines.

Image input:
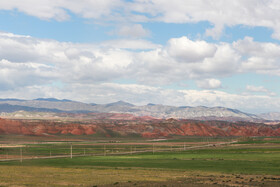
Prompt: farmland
<box><xmin>0</xmin><ymin>136</ymin><xmax>280</xmax><ymax>186</ymax></box>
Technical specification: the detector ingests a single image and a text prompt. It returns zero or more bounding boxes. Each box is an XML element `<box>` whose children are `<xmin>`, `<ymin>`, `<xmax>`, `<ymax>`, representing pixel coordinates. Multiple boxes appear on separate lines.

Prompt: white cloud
<box><xmin>205</xmin><ymin>24</ymin><xmax>224</xmax><ymax>40</ymax></box>
<box><xmin>128</xmin><ymin>0</ymin><xmax>280</xmax><ymax>40</ymax></box>
<box><xmin>233</xmin><ymin>37</ymin><xmax>280</xmax><ymax>76</ymax></box>
<box><xmin>0</xmin><ymin>0</ymin><xmax>122</xmax><ymax>21</ymax></box>
<box><xmin>1</xmin><ymin>32</ymin><xmax>280</xmax><ymax>89</ymax></box>
<box><xmin>116</xmin><ymin>24</ymin><xmax>150</xmax><ymax>38</ymax></box>
<box><xmin>0</xmin><ymin>59</ymin><xmax>56</xmax><ymax>90</ymax></box>
<box><xmin>100</xmin><ymin>39</ymin><xmax>160</xmax><ymax>50</ymax></box>
<box><xmin>190</xmin><ymin>43</ymin><xmax>240</xmax><ymax>78</ymax></box>
<box><xmin>0</xmin><ymin>32</ymin><xmax>280</xmax><ymax>113</ymax></box>
<box><xmin>246</xmin><ymin>85</ymin><xmax>269</xmax><ymax>93</ymax></box>
<box><xmin>0</xmin><ymin>33</ymin><xmax>240</xmax><ymax>87</ymax></box>
<box><xmin>131</xmin><ymin>37</ymin><xmax>241</xmax><ymax>85</ymax></box>
<box><xmin>233</xmin><ymin>37</ymin><xmax>280</xmax><ymax>58</ymax></box>
<box><xmin>179</xmin><ymin>89</ymin><xmax>280</xmax><ymax>113</ymax></box>
<box><xmin>2</xmin><ymin>1</ymin><xmax>280</xmax><ymax>39</ymax></box>
<box><xmin>246</xmin><ymin>85</ymin><xmax>276</xmax><ymax>96</ymax></box>
<box><xmin>196</xmin><ymin>79</ymin><xmax>221</xmax><ymax>89</ymax></box>
<box><xmin>0</xmin><ymin>32</ymin><xmax>134</xmax><ymax>84</ymax></box>
<box><xmin>166</xmin><ymin>36</ymin><xmax>217</xmax><ymax>62</ymax></box>
<box><xmin>0</xmin><ymin>0</ymin><xmax>69</xmax><ymax>21</ymax></box>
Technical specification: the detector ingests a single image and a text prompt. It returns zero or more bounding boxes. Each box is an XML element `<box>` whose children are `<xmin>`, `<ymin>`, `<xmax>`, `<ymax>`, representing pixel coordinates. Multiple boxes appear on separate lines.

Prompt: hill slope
<box><xmin>0</xmin><ymin>117</ymin><xmax>279</xmax><ymax>137</ymax></box>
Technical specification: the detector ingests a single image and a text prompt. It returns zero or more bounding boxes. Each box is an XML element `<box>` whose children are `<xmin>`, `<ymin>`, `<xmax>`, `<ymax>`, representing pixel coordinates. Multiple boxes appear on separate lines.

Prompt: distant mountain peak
<box><xmin>197</xmin><ymin>106</ymin><xmax>207</xmax><ymax>108</ymax></box>
<box><xmin>34</xmin><ymin>98</ymin><xmax>72</xmax><ymax>102</ymax></box>
<box><xmin>258</xmin><ymin>112</ymin><xmax>280</xmax><ymax>121</ymax></box>
<box><xmin>106</xmin><ymin>100</ymin><xmax>134</xmax><ymax>107</ymax></box>
<box><xmin>0</xmin><ymin>98</ymin><xmax>26</xmax><ymax>102</ymax></box>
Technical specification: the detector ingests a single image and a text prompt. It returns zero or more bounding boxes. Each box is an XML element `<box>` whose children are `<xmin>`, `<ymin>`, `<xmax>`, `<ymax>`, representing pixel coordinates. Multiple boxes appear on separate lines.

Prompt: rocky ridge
<box><xmin>0</xmin><ymin>98</ymin><xmax>273</xmax><ymax>122</ymax></box>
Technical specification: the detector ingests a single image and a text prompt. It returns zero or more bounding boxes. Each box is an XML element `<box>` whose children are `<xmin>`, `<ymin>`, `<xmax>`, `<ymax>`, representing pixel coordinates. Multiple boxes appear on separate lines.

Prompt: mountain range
<box><xmin>0</xmin><ymin>98</ymin><xmax>279</xmax><ymax>122</ymax></box>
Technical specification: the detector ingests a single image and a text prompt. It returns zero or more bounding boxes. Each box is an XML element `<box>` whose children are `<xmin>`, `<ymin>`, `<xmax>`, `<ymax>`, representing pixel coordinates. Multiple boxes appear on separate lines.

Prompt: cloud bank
<box><xmin>2</xmin><ymin>0</ymin><xmax>280</xmax><ymax>39</ymax></box>
<box><xmin>0</xmin><ymin>32</ymin><xmax>279</xmax><ymax>113</ymax></box>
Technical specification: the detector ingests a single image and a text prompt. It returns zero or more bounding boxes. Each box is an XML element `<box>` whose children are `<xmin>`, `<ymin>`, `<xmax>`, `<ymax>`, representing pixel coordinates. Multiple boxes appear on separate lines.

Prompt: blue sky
<box><xmin>0</xmin><ymin>0</ymin><xmax>280</xmax><ymax>114</ymax></box>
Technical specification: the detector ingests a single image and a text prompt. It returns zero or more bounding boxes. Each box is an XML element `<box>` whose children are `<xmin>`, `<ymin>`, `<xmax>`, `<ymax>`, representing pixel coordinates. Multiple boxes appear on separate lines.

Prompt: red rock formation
<box><xmin>71</xmin><ymin>128</ymin><xmax>84</xmax><ymax>135</ymax></box>
<box><xmin>21</xmin><ymin>126</ymin><xmax>33</xmax><ymax>135</ymax></box>
<box><xmin>83</xmin><ymin>126</ymin><xmax>96</xmax><ymax>135</ymax></box>
<box><xmin>0</xmin><ymin>117</ymin><xmax>280</xmax><ymax>138</ymax></box>
<box><xmin>142</xmin><ymin>132</ymin><xmax>159</xmax><ymax>138</ymax></box>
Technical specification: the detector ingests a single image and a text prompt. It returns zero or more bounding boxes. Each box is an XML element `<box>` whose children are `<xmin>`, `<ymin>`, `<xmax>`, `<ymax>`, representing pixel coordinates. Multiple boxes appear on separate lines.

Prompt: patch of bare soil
<box><xmin>99</xmin><ymin>174</ymin><xmax>280</xmax><ymax>187</ymax></box>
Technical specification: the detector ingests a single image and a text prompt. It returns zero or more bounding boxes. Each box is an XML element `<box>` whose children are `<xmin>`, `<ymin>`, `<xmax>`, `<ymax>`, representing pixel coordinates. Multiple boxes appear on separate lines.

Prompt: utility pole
<box><xmin>20</xmin><ymin>147</ymin><xmax>22</xmax><ymax>163</ymax></box>
<box><xmin>70</xmin><ymin>143</ymin><xmax>72</xmax><ymax>159</ymax></box>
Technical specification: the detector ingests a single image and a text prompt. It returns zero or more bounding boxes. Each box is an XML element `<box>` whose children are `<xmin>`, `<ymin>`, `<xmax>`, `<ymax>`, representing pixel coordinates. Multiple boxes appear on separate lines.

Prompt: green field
<box><xmin>0</xmin><ymin>137</ymin><xmax>280</xmax><ymax>186</ymax></box>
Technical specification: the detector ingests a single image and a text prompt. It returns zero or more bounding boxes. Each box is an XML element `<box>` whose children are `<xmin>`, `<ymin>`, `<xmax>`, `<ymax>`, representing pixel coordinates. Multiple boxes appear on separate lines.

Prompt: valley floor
<box><xmin>0</xmin><ymin>137</ymin><xmax>280</xmax><ymax>186</ymax></box>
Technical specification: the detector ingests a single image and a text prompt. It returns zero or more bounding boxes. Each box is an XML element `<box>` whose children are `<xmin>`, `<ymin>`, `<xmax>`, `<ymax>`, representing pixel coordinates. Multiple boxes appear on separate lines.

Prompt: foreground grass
<box><xmin>1</xmin><ymin>145</ymin><xmax>280</xmax><ymax>175</ymax></box>
<box><xmin>0</xmin><ymin>140</ymin><xmax>280</xmax><ymax>186</ymax></box>
<box><xmin>0</xmin><ymin>166</ymin><xmax>189</xmax><ymax>186</ymax></box>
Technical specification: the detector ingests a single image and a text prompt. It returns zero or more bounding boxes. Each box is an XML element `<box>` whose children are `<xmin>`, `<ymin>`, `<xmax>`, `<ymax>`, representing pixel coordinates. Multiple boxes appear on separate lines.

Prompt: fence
<box><xmin>0</xmin><ymin>140</ymin><xmax>236</xmax><ymax>162</ymax></box>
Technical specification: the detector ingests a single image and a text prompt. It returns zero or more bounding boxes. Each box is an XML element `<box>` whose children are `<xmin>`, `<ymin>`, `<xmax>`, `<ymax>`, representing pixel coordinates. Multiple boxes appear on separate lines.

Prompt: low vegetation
<box><xmin>0</xmin><ymin>136</ymin><xmax>280</xmax><ymax>186</ymax></box>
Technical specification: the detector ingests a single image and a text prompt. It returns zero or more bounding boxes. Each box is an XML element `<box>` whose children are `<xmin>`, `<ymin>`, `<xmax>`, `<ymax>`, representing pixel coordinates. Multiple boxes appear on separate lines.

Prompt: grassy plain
<box><xmin>0</xmin><ymin>137</ymin><xmax>280</xmax><ymax>186</ymax></box>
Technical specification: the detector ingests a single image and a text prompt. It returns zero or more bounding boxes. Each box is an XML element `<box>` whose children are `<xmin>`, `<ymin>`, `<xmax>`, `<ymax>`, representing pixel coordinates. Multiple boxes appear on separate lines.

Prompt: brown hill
<box><xmin>0</xmin><ymin>118</ymin><xmax>279</xmax><ymax>138</ymax></box>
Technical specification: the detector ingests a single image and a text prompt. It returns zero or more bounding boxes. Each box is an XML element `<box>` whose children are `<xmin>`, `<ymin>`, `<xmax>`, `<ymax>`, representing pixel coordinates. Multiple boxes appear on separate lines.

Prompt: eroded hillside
<box><xmin>0</xmin><ymin>117</ymin><xmax>279</xmax><ymax>138</ymax></box>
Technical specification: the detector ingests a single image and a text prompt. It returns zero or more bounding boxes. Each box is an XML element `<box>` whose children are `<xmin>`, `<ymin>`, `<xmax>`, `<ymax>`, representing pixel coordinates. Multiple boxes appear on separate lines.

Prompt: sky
<box><xmin>0</xmin><ymin>0</ymin><xmax>280</xmax><ymax>114</ymax></box>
